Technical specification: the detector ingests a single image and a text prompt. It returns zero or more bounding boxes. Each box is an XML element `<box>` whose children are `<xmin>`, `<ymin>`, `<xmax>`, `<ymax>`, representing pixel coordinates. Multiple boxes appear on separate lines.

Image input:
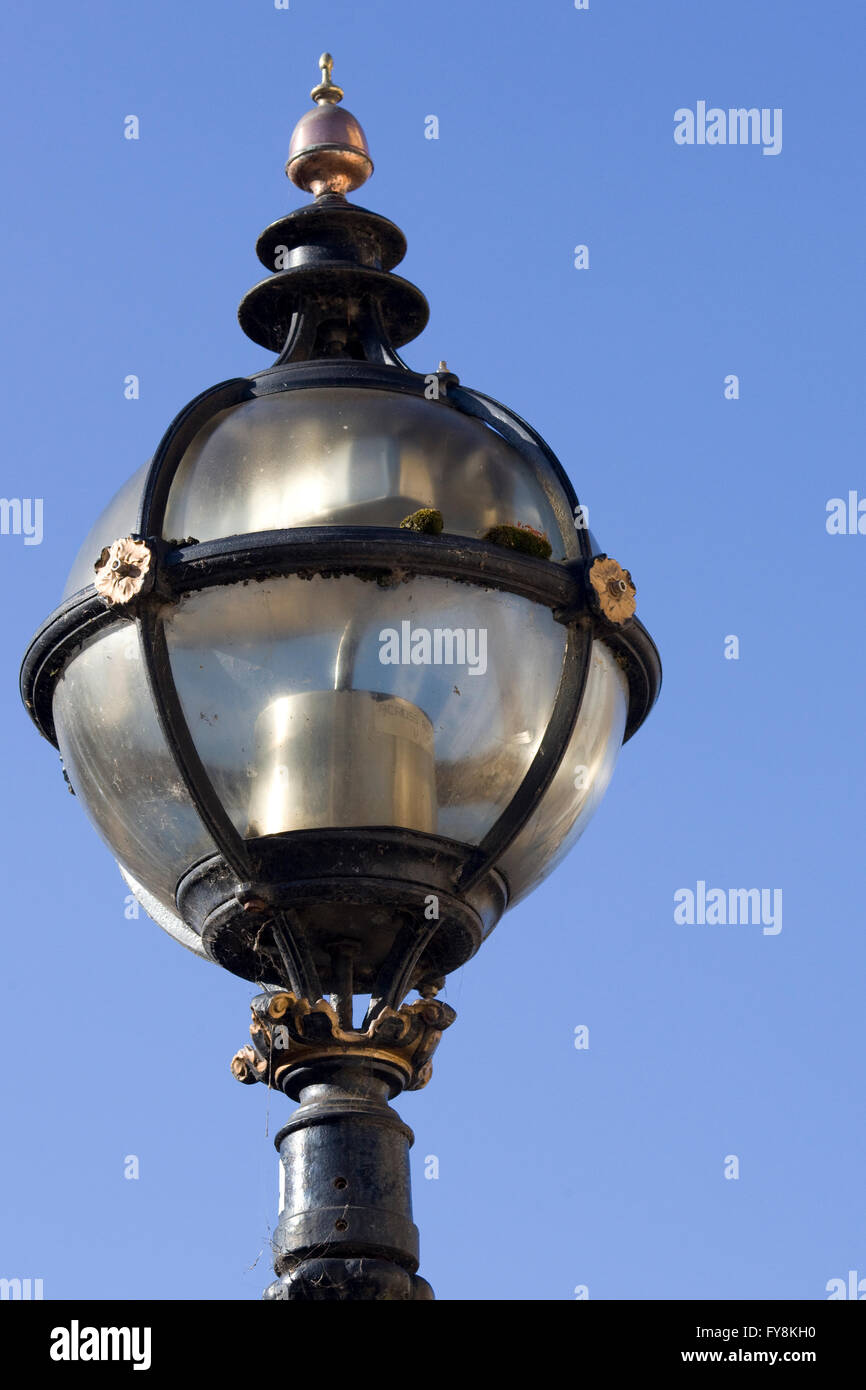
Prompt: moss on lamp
<box><xmin>400</xmin><ymin>508</ymin><xmax>444</xmax><ymax>535</ymax></box>
<box><xmin>482</xmin><ymin>523</ymin><xmax>552</xmax><ymax>560</ymax></box>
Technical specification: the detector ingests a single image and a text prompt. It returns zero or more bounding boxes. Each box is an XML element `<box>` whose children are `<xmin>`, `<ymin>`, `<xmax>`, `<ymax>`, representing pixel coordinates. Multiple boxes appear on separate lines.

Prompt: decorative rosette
<box><xmin>588</xmin><ymin>555</ymin><xmax>636</xmax><ymax>624</ymax></box>
<box><xmin>94</xmin><ymin>536</ymin><xmax>154</xmax><ymax>608</ymax></box>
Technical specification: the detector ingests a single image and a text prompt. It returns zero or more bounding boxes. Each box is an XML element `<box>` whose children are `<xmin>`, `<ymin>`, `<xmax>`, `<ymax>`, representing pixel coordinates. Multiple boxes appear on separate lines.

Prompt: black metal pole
<box><xmin>264</xmin><ymin>1060</ymin><xmax>433</xmax><ymax>1300</ymax></box>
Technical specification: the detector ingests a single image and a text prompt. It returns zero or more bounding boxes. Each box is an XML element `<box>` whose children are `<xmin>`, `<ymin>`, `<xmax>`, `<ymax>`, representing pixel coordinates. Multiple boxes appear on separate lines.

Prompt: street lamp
<box><xmin>20</xmin><ymin>54</ymin><xmax>660</xmax><ymax>1300</ymax></box>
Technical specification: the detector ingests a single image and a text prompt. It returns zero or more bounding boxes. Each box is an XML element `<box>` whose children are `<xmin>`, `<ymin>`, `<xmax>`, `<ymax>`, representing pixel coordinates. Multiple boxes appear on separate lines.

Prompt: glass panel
<box><xmin>119</xmin><ymin>864</ymin><xmax>211</xmax><ymax>958</ymax></box>
<box><xmin>52</xmin><ymin>624</ymin><xmax>216</xmax><ymax>910</ymax></box>
<box><xmin>498</xmin><ymin>641</ymin><xmax>628</xmax><ymax>906</ymax></box>
<box><xmin>162</xmin><ymin>388</ymin><xmax>581</xmax><ymax>560</ymax></box>
<box><xmin>163</xmin><ymin>574</ymin><xmax>567</xmax><ymax>847</ymax></box>
<box><xmin>50</xmin><ymin>587</ymin><xmax>623</xmax><ymax>917</ymax></box>
<box><xmin>62</xmin><ymin>462</ymin><xmax>150</xmax><ymax>599</ymax></box>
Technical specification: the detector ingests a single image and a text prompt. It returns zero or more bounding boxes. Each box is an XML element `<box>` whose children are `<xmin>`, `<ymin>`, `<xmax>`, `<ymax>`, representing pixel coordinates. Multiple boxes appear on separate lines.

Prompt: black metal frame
<box><xmin>20</xmin><ymin>198</ymin><xmax>661</xmax><ymax>1004</ymax></box>
<box><xmin>176</xmin><ymin>827</ymin><xmax>508</xmax><ymax>1004</ymax></box>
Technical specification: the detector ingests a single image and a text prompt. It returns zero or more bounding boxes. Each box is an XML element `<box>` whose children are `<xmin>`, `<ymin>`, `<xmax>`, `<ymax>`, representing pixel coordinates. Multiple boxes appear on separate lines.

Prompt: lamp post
<box><xmin>20</xmin><ymin>54</ymin><xmax>660</xmax><ymax>1301</ymax></box>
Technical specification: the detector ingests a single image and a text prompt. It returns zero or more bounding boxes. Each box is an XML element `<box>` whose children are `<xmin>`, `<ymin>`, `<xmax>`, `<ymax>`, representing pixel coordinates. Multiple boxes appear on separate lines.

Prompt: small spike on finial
<box><xmin>286</xmin><ymin>52</ymin><xmax>373</xmax><ymax>197</ymax></box>
<box><xmin>311</xmin><ymin>52</ymin><xmax>344</xmax><ymax>105</ymax></box>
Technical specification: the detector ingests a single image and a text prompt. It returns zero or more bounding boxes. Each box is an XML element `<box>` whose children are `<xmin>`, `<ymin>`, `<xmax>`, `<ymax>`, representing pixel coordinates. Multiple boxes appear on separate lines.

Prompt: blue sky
<box><xmin>2</xmin><ymin>0</ymin><xmax>865</xmax><ymax>1300</ymax></box>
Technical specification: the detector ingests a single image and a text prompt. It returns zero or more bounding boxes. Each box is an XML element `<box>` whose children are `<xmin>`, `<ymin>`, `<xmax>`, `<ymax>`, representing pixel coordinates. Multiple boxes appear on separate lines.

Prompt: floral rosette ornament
<box><xmin>93</xmin><ymin>536</ymin><xmax>155</xmax><ymax>610</ymax></box>
<box><xmin>587</xmin><ymin>554</ymin><xmax>637</xmax><ymax>624</ymax></box>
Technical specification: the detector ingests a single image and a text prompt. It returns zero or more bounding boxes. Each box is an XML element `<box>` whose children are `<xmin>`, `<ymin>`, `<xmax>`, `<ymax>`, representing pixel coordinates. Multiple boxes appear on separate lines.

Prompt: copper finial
<box><xmin>286</xmin><ymin>52</ymin><xmax>373</xmax><ymax>198</ymax></box>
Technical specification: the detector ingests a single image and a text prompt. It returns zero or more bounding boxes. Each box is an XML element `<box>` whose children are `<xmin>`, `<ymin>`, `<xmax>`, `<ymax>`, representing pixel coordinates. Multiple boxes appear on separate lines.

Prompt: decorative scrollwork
<box><xmin>232</xmin><ymin>991</ymin><xmax>456</xmax><ymax>1092</ymax></box>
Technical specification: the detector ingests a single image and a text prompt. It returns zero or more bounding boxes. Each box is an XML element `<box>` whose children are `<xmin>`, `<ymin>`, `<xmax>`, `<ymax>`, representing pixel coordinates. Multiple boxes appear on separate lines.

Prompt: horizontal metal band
<box><xmin>181</xmin><ymin>827</ymin><xmax>506</xmax><ymax>991</ymax></box>
<box><xmin>605</xmin><ymin>614</ymin><xmax>663</xmax><ymax>742</ymax></box>
<box><xmin>21</xmin><ymin>587</ymin><xmax>120</xmax><ymax>745</ymax></box>
<box><xmin>160</xmin><ymin>526</ymin><xmax>582</xmax><ymax>603</ymax></box>
<box><xmin>21</xmin><ymin>527</ymin><xmax>658</xmax><ymax>746</ymax></box>
<box><xmin>240</xmin><ymin>358</ymin><xmax>437</xmax><ymax>396</ymax></box>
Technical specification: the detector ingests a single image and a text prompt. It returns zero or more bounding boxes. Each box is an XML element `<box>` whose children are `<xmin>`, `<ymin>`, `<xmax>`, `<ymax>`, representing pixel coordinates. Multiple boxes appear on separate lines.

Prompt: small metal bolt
<box><xmin>334</xmin><ymin>1219</ymin><xmax>348</xmax><ymax>1232</ymax></box>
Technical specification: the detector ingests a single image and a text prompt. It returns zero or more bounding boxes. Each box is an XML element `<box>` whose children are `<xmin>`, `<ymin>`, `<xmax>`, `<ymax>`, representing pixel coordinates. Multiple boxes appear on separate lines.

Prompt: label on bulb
<box><xmin>372</xmin><ymin>696</ymin><xmax>434</xmax><ymax>751</ymax></box>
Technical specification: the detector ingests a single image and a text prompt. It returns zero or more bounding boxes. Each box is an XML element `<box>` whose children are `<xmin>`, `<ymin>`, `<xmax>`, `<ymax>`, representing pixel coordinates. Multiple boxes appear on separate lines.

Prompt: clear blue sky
<box><xmin>2</xmin><ymin>0</ymin><xmax>864</xmax><ymax>1301</ymax></box>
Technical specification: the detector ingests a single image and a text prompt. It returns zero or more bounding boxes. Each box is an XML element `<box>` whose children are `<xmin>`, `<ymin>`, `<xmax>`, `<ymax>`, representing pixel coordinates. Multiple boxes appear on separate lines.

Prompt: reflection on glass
<box><xmin>498</xmin><ymin>641</ymin><xmax>628</xmax><ymax>906</ymax></box>
<box><xmin>52</xmin><ymin>625</ymin><xmax>216</xmax><ymax>910</ymax></box>
<box><xmin>161</xmin><ymin>388</ymin><xmax>580</xmax><ymax>559</ymax></box>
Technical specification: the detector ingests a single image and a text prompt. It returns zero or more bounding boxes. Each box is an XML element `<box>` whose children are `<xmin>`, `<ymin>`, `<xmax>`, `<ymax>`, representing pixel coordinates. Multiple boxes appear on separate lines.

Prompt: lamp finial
<box><xmin>286</xmin><ymin>52</ymin><xmax>372</xmax><ymax>197</ymax></box>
